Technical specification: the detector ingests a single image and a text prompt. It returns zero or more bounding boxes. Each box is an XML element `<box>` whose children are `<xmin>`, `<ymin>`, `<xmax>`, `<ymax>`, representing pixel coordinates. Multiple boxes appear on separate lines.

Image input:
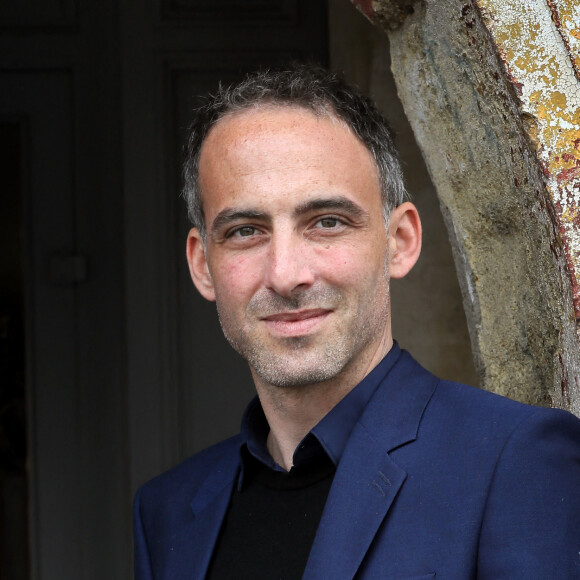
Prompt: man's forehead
<box><xmin>201</xmin><ymin>103</ymin><xmax>351</xmax><ymax>153</ymax></box>
<box><xmin>199</xmin><ymin>109</ymin><xmax>375</xmax><ymax>183</ymax></box>
<box><xmin>196</xmin><ymin>102</ymin><xmax>382</xmax><ymax>231</ymax></box>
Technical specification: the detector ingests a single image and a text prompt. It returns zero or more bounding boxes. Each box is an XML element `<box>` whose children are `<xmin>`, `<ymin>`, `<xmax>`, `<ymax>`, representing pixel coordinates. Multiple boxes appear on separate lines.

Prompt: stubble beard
<box><xmin>215</xmin><ymin>270</ymin><xmax>391</xmax><ymax>389</ymax></box>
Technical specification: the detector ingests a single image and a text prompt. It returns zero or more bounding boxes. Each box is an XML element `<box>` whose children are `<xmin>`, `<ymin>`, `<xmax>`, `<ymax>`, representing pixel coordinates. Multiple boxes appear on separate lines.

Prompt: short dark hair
<box><xmin>182</xmin><ymin>63</ymin><xmax>408</xmax><ymax>238</ymax></box>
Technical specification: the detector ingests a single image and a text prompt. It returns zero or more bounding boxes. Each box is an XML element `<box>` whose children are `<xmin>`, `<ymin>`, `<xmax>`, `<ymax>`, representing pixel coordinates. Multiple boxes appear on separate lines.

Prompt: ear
<box><xmin>186</xmin><ymin>228</ymin><xmax>216</xmax><ymax>301</ymax></box>
<box><xmin>387</xmin><ymin>202</ymin><xmax>422</xmax><ymax>279</ymax></box>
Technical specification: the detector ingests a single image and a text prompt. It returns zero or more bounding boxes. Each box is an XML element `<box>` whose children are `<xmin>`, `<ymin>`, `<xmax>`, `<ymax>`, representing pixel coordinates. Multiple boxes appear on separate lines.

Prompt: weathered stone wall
<box><xmin>352</xmin><ymin>0</ymin><xmax>580</xmax><ymax>415</ymax></box>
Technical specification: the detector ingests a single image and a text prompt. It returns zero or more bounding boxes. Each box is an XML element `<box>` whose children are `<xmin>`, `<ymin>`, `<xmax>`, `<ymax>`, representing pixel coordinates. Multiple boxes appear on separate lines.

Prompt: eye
<box><xmin>232</xmin><ymin>225</ymin><xmax>258</xmax><ymax>237</ymax></box>
<box><xmin>316</xmin><ymin>217</ymin><xmax>341</xmax><ymax>228</ymax></box>
<box><xmin>318</xmin><ymin>217</ymin><xmax>339</xmax><ymax>228</ymax></box>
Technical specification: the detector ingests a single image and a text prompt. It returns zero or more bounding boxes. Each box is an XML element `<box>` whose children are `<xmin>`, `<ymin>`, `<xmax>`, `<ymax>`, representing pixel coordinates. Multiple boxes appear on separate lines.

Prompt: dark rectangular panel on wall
<box><xmin>162</xmin><ymin>0</ymin><xmax>298</xmax><ymax>23</ymax></box>
<box><xmin>0</xmin><ymin>120</ymin><xmax>29</xmax><ymax>580</ymax></box>
<box><xmin>1</xmin><ymin>1</ymin><xmax>128</xmax><ymax>576</ymax></box>
<box><xmin>0</xmin><ymin>0</ymin><xmax>76</xmax><ymax>29</ymax></box>
<box><xmin>0</xmin><ymin>70</ymin><xmax>81</xmax><ymax>580</ymax></box>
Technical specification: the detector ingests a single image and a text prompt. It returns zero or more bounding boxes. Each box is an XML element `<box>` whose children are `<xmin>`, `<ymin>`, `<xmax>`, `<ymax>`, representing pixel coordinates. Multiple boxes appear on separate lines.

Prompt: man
<box><xmin>134</xmin><ymin>65</ymin><xmax>580</xmax><ymax>579</ymax></box>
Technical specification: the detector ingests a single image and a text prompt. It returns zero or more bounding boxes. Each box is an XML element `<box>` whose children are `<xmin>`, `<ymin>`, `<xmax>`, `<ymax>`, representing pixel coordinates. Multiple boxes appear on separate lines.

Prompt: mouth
<box><xmin>261</xmin><ymin>308</ymin><xmax>332</xmax><ymax>337</ymax></box>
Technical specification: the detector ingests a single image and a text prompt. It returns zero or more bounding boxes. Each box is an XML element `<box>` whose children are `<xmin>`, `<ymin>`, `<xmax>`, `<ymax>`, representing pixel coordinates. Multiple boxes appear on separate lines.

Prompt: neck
<box><xmin>253</xmin><ymin>337</ymin><xmax>393</xmax><ymax>471</ymax></box>
<box><xmin>259</xmin><ymin>380</ymin><xmax>349</xmax><ymax>470</ymax></box>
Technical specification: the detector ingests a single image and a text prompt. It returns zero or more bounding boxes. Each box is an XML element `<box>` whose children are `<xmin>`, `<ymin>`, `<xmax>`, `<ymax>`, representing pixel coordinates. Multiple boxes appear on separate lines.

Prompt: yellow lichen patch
<box><xmin>554</xmin><ymin>146</ymin><xmax>578</xmax><ymax>164</ymax></box>
<box><xmin>553</xmin><ymin>122</ymin><xmax>580</xmax><ymax>151</ymax></box>
<box><xmin>561</xmin><ymin>204</ymin><xmax>579</xmax><ymax>225</ymax></box>
<box><xmin>529</xmin><ymin>21</ymin><xmax>541</xmax><ymax>42</ymax></box>
<box><xmin>514</xmin><ymin>55</ymin><xmax>538</xmax><ymax>74</ymax></box>
<box><xmin>552</xmin><ymin>91</ymin><xmax>569</xmax><ymax>110</ymax></box>
<box><xmin>504</xmin><ymin>48</ymin><xmax>515</xmax><ymax>62</ymax></box>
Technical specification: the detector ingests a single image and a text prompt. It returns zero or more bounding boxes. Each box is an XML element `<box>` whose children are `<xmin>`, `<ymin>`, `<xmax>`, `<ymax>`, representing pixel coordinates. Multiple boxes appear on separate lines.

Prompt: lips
<box><xmin>261</xmin><ymin>308</ymin><xmax>331</xmax><ymax>336</ymax></box>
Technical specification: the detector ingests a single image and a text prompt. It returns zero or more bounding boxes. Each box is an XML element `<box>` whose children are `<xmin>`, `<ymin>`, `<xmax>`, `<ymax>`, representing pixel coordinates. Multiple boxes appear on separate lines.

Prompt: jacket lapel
<box><xmin>304</xmin><ymin>351</ymin><xmax>439</xmax><ymax>580</ymax></box>
<box><xmin>163</xmin><ymin>446</ymin><xmax>240</xmax><ymax>580</ymax></box>
<box><xmin>302</xmin><ymin>427</ymin><xmax>406</xmax><ymax>579</ymax></box>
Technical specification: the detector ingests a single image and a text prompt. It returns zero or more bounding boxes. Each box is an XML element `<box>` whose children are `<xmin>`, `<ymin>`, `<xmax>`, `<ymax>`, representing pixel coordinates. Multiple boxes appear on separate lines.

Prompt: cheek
<box><xmin>317</xmin><ymin>243</ymin><xmax>386</xmax><ymax>285</ymax></box>
<box><xmin>210</xmin><ymin>254</ymin><xmax>263</xmax><ymax>304</ymax></box>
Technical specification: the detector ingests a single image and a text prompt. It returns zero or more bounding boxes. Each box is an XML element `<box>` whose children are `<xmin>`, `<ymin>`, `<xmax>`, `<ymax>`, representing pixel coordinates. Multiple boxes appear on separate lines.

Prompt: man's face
<box><xmin>191</xmin><ymin>106</ymin><xmax>394</xmax><ymax>389</ymax></box>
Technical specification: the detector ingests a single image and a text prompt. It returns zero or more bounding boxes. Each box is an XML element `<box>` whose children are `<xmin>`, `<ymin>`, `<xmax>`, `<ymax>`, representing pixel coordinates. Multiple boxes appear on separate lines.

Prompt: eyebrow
<box><xmin>210</xmin><ymin>208</ymin><xmax>270</xmax><ymax>236</ymax></box>
<box><xmin>293</xmin><ymin>196</ymin><xmax>368</xmax><ymax>220</ymax></box>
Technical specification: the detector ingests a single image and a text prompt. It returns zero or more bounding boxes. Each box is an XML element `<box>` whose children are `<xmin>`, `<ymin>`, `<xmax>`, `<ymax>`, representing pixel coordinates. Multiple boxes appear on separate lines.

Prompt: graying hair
<box><xmin>182</xmin><ymin>64</ymin><xmax>408</xmax><ymax>239</ymax></box>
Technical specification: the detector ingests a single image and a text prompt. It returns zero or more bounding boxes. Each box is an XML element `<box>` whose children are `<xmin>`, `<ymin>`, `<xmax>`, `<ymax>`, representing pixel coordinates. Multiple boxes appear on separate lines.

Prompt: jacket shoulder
<box><xmin>432</xmin><ymin>376</ymin><xmax>578</xmax><ymax>431</ymax></box>
<box><xmin>137</xmin><ymin>434</ymin><xmax>242</xmax><ymax>510</ymax></box>
<box><xmin>392</xmin><ymin>350</ymin><xmax>580</xmax><ymax>448</ymax></box>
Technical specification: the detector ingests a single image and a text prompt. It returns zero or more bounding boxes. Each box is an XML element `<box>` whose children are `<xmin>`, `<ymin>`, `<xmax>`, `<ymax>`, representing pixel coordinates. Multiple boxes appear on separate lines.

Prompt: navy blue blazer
<box><xmin>134</xmin><ymin>350</ymin><xmax>580</xmax><ymax>579</ymax></box>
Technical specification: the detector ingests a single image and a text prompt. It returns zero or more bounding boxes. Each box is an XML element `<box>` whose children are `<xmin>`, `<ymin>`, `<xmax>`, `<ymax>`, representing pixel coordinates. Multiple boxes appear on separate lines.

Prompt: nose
<box><xmin>263</xmin><ymin>231</ymin><xmax>315</xmax><ymax>297</ymax></box>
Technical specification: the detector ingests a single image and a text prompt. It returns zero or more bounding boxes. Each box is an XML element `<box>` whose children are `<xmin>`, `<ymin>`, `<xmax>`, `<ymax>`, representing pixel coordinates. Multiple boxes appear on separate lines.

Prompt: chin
<box><xmin>258</xmin><ymin>369</ymin><xmax>337</xmax><ymax>389</ymax></box>
<box><xmin>247</xmin><ymin>346</ymin><xmax>352</xmax><ymax>388</ymax></box>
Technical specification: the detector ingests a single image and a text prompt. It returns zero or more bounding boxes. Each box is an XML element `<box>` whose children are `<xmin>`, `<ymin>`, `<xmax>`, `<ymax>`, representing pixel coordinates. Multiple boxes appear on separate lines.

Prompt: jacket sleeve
<box><xmin>133</xmin><ymin>486</ymin><xmax>154</xmax><ymax>580</ymax></box>
<box><xmin>477</xmin><ymin>407</ymin><xmax>580</xmax><ymax>578</ymax></box>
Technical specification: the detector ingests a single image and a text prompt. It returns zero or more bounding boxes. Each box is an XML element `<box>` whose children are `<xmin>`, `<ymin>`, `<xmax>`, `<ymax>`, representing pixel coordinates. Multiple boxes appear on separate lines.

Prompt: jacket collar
<box><xmin>239</xmin><ymin>344</ymin><xmax>403</xmax><ymax>480</ymax></box>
